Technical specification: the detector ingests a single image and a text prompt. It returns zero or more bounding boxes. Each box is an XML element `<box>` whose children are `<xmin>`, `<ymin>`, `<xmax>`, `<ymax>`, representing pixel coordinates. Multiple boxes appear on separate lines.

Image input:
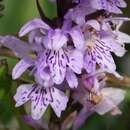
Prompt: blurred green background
<box><xmin>0</xmin><ymin>0</ymin><xmax>130</xmax><ymax>130</ymax></box>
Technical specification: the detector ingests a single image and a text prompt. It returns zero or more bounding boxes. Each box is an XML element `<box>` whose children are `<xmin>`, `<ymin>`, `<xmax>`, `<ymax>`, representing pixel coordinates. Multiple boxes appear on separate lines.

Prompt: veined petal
<box><xmin>94</xmin><ymin>40</ymin><xmax>116</xmax><ymax>71</ymax></box>
<box><xmin>12</xmin><ymin>57</ymin><xmax>33</xmax><ymax>79</ymax></box>
<box><xmin>14</xmin><ymin>84</ymin><xmax>35</xmax><ymax>107</ymax></box>
<box><xmin>102</xmin><ymin>37</ymin><xmax>126</xmax><ymax>57</ymax></box>
<box><xmin>0</xmin><ymin>35</ymin><xmax>31</xmax><ymax>58</ymax></box>
<box><xmin>19</xmin><ymin>19</ymin><xmax>50</xmax><ymax>37</ymax></box>
<box><xmin>31</xmin><ymin>87</ymin><xmax>50</xmax><ymax>120</ymax></box>
<box><xmin>84</xmin><ymin>50</ymin><xmax>96</xmax><ymax>73</ymax></box>
<box><xmin>69</xmin><ymin>27</ymin><xmax>85</xmax><ymax>50</ymax></box>
<box><xmin>48</xmin><ymin>49</ymin><xmax>67</xmax><ymax>84</ymax></box>
<box><xmin>66</xmin><ymin>68</ymin><xmax>78</xmax><ymax>88</ymax></box>
<box><xmin>67</xmin><ymin>49</ymin><xmax>83</xmax><ymax>74</ymax></box>
<box><xmin>50</xmin><ymin>87</ymin><xmax>68</xmax><ymax>117</ymax></box>
<box><xmin>31</xmin><ymin>87</ymin><xmax>68</xmax><ymax>119</ymax></box>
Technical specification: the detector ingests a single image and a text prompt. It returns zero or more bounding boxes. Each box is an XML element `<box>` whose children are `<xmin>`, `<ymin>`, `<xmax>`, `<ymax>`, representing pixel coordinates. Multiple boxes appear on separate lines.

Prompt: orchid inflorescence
<box><xmin>0</xmin><ymin>0</ymin><xmax>130</xmax><ymax>130</ymax></box>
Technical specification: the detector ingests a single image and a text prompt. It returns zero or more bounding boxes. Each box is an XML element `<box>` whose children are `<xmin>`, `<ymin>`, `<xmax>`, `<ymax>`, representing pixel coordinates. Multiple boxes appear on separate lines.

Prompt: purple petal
<box><xmin>12</xmin><ymin>57</ymin><xmax>33</xmax><ymax>79</ymax></box>
<box><xmin>14</xmin><ymin>84</ymin><xmax>34</xmax><ymax>107</ymax></box>
<box><xmin>69</xmin><ymin>27</ymin><xmax>85</xmax><ymax>50</ymax></box>
<box><xmin>19</xmin><ymin>19</ymin><xmax>50</xmax><ymax>37</ymax></box>
<box><xmin>66</xmin><ymin>68</ymin><xmax>78</xmax><ymax>88</ymax></box>
<box><xmin>31</xmin><ymin>91</ymin><xmax>49</xmax><ymax>120</ymax></box>
<box><xmin>86</xmin><ymin>20</ymin><xmax>100</xmax><ymax>31</ymax></box>
<box><xmin>94</xmin><ymin>87</ymin><xmax>125</xmax><ymax>115</ymax></box>
<box><xmin>48</xmin><ymin>49</ymin><xmax>67</xmax><ymax>84</ymax></box>
<box><xmin>67</xmin><ymin>49</ymin><xmax>83</xmax><ymax>74</ymax></box>
<box><xmin>91</xmin><ymin>0</ymin><xmax>122</xmax><ymax>14</ymax></box>
<box><xmin>102</xmin><ymin>37</ymin><xmax>126</xmax><ymax>57</ymax></box>
<box><xmin>114</xmin><ymin>31</ymin><xmax>130</xmax><ymax>44</ymax></box>
<box><xmin>93</xmin><ymin>40</ymin><xmax>116</xmax><ymax>71</ymax></box>
<box><xmin>84</xmin><ymin>50</ymin><xmax>96</xmax><ymax>73</ymax></box>
<box><xmin>0</xmin><ymin>35</ymin><xmax>31</xmax><ymax>58</ymax></box>
<box><xmin>112</xmin><ymin>0</ymin><xmax>127</xmax><ymax>8</ymax></box>
<box><xmin>43</xmin><ymin>29</ymin><xmax>68</xmax><ymax>50</ymax></box>
<box><xmin>64</xmin><ymin>1</ymin><xmax>96</xmax><ymax>25</ymax></box>
<box><xmin>50</xmin><ymin>87</ymin><xmax>68</xmax><ymax>117</ymax></box>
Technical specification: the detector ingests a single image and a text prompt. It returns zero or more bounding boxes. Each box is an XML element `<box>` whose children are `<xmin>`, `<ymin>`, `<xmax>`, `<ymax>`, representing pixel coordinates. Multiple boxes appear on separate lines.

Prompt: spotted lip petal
<box><xmin>102</xmin><ymin>37</ymin><xmax>126</xmax><ymax>57</ymax></box>
<box><xmin>14</xmin><ymin>84</ymin><xmax>35</xmax><ymax>107</ymax></box>
<box><xmin>19</xmin><ymin>18</ymin><xmax>51</xmax><ymax>37</ymax></box>
<box><xmin>85</xmin><ymin>39</ymin><xmax>116</xmax><ymax>73</ymax></box>
<box><xmin>84</xmin><ymin>50</ymin><xmax>96</xmax><ymax>73</ymax></box>
<box><xmin>14</xmin><ymin>84</ymin><xmax>68</xmax><ymax>120</ymax></box>
<box><xmin>94</xmin><ymin>40</ymin><xmax>116</xmax><ymax>71</ymax></box>
<box><xmin>48</xmin><ymin>49</ymin><xmax>67</xmax><ymax>84</ymax></box>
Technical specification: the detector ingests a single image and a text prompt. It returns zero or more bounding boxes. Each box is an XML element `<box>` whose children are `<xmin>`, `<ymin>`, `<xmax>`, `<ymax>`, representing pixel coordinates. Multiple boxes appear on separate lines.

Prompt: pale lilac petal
<box><xmin>43</xmin><ymin>29</ymin><xmax>68</xmax><ymax>50</ymax></box>
<box><xmin>48</xmin><ymin>49</ymin><xmax>67</xmax><ymax>84</ymax></box>
<box><xmin>12</xmin><ymin>57</ymin><xmax>33</xmax><ymax>79</ymax></box>
<box><xmin>94</xmin><ymin>87</ymin><xmax>125</xmax><ymax>115</ymax></box>
<box><xmin>94</xmin><ymin>40</ymin><xmax>116</xmax><ymax>71</ymax></box>
<box><xmin>84</xmin><ymin>51</ymin><xmax>96</xmax><ymax>73</ymax></box>
<box><xmin>96</xmin><ymin>50</ymin><xmax>116</xmax><ymax>71</ymax></box>
<box><xmin>65</xmin><ymin>8</ymin><xmax>86</xmax><ymax>25</ymax></box>
<box><xmin>64</xmin><ymin>1</ymin><xmax>96</xmax><ymax>25</ymax></box>
<box><xmin>115</xmin><ymin>31</ymin><xmax>130</xmax><ymax>43</ymax></box>
<box><xmin>19</xmin><ymin>19</ymin><xmax>50</xmax><ymax>37</ymax></box>
<box><xmin>112</xmin><ymin>0</ymin><xmax>127</xmax><ymax>8</ymax></box>
<box><xmin>14</xmin><ymin>84</ymin><xmax>34</xmax><ymax>107</ymax></box>
<box><xmin>66</xmin><ymin>68</ymin><xmax>78</xmax><ymax>88</ymax></box>
<box><xmin>102</xmin><ymin>37</ymin><xmax>126</xmax><ymax>57</ymax></box>
<box><xmin>31</xmin><ymin>86</ymin><xmax>57</xmax><ymax>120</ymax></box>
<box><xmin>91</xmin><ymin>0</ymin><xmax>122</xmax><ymax>14</ymax></box>
<box><xmin>102</xmin><ymin>87</ymin><xmax>125</xmax><ymax>105</ymax></box>
<box><xmin>0</xmin><ymin>35</ymin><xmax>31</xmax><ymax>57</ymax></box>
<box><xmin>51</xmin><ymin>87</ymin><xmax>68</xmax><ymax>117</ymax></box>
<box><xmin>31</xmin><ymin>89</ymin><xmax>49</xmax><ymax>120</ymax></box>
<box><xmin>69</xmin><ymin>27</ymin><xmax>85</xmax><ymax>50</ymax></box>
<box><xmin>35</xmin><ymin>73</ymin><xmax>54</xmax><ymax>88</ymax></box>
<box><xmin>86</xmin><ymin>20</ymin><xmax>100</xmax><ymax>31</ymax></box>
<box><xmin>36</xmin><ymin>50</ymin><xmax>48</xmax><ymax>80</ymax></box>
<box><xmin>94</xmin><ymin>97</ymin><xmax>116</xmax><ymax>115</ymax></box>
<box><xmin>67</xmin><ymin>50</ymin><xmax>83</xmax><ymax>74</ymax></box>
<box><xmin>28</xmin><ymin>29</ymin><xmax>44</xmax><ymax>51</ymax></box>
